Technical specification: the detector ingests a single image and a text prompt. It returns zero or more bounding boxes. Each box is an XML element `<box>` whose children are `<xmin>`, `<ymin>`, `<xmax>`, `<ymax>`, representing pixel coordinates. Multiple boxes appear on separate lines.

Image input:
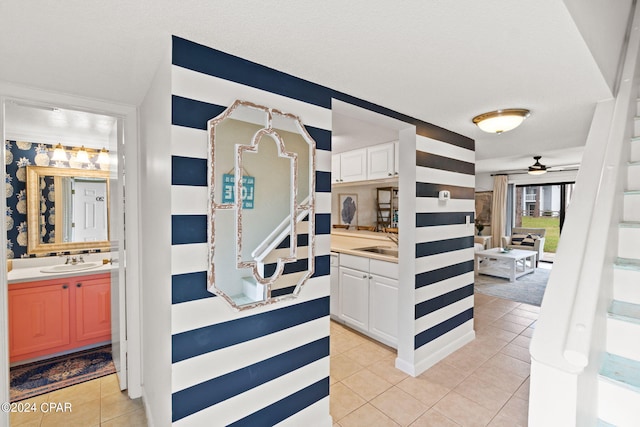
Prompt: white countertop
<box><xmin>7</xmin><ymin>253</ymin><xmax>118</xmax><ymax>284</ymax></box>
<box><xmin>331</xmin><ymin>229</ymin><xmax>398</xmax><ymax>263</ymax></box>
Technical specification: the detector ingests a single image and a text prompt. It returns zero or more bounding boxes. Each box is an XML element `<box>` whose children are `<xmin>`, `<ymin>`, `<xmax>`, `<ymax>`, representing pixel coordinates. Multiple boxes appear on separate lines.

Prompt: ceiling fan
<box><xmin>492</xmin><ymin>156</ymin><xmax>580</xmax><ymax>176</ymax></box>
<box><xmin>528</xmin><ymin>156</ymin><xmax>547</xmax><ymax>175</ymax></box>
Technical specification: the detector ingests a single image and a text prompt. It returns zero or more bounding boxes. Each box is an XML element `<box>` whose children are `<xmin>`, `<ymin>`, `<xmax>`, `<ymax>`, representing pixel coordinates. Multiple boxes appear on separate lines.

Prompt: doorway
<box><xmin>0</xmin><ymin>90</ymin><xmax>141</xmax><ymax>418</ymax></box>
<box><xmin>513</xmin><ymin>182</ymin><xmax>575</xmax><ymax>262</ymax></box>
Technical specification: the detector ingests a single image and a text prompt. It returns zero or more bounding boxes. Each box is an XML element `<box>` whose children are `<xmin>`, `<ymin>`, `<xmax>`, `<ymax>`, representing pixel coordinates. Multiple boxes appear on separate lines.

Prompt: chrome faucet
<box><xmin>64</xmin><ymin>255</ymin><xmax>85</xmax><ymax>265</ymax></box>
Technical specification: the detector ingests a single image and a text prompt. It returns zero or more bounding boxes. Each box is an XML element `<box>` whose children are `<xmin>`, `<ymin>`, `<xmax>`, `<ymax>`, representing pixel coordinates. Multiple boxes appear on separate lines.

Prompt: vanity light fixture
<box><xmin>528</xmin><ymin>156</ymin><xmax>547</xmax><ymax>175</ymax></box>
<box><xmin>76</xmin><ymin>146</ymin><xmax>90</xmax><ymax>164</ymax></box>
<box><xmin>96</xmin><ymin>147</ymin><xmax>109</xmax><ymax>166</ymax></box>
<box><xmin>51</xmin><ymin>143</ymin><xmax>67</xmax><ymax>161</ymax></box>
<box><xmin>472</xmin><ymin>108</ymin><xmax>530</xmax><ymax>134</ymax></box>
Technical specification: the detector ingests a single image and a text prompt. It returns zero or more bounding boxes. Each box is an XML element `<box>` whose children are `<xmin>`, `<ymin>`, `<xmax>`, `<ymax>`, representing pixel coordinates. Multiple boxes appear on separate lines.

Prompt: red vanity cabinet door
<box><xmin>74</xmin><ymin>275</ymin><xmax>111</xmax><ymax>342</ymax></box>
<box><xmin>9</xmin><ymin>280</ymin><xmax>71</xmax><ymax>360</ymax></box>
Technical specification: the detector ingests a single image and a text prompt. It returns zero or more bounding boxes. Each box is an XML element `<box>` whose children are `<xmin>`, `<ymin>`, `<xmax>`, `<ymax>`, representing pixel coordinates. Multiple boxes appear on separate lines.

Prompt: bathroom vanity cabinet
<box><xmin>8</xmin><ymin>272</ymin><xmax>111</xmax><ymax>363</ymax></box>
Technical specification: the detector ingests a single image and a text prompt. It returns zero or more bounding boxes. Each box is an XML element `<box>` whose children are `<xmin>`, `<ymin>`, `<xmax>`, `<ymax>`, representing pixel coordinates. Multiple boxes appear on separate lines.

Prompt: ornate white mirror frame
<box><xmin>207</xmin><ymin>100</ymin><xmax>316</xmax><ymax>310</ymax></box>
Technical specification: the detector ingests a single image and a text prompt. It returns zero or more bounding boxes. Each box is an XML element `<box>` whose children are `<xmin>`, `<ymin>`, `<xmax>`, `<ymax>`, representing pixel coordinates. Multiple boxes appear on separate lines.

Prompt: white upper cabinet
<box><xmin>394</xmin><ymin>140</ymin><xmax>399</xmax><ymax>176</ymax></box>
<box><xmin>331</xmin><ymin>153</ymin><xmax>342</xmax><ymax>183</ymax></box>
<box><xmin>332</xmin><ymin>141</ymin><xmax>398</xmax><ymax>184</ymax></box>
<box><xmin>367</xmin><ymin>141</ymin><xmax>396</xmax><ymax>180</ymax></box>
<box><xmin>339</xmin><ymin>148</ymin><xmax>367</xmax><ymax>182</ymax></box>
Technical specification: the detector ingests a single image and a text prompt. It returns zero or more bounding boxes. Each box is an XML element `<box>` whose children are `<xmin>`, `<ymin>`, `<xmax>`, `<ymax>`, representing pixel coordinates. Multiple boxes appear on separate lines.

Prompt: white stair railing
<box><xmin>528</xmin><ymin>4</ymin><xmax>640</xmax><ymax>425</ymax></box>
<box><xmin>251</xmin><ymin>195</ymin><xmax>310</xmax><ymax>263</ymax></box>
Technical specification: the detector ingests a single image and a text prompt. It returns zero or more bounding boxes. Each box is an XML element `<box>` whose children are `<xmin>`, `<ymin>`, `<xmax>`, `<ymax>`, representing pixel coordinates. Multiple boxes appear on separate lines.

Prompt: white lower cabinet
<box><xmin>330</xmin><ymin>253</ymin><xmax>340</xmax><ymax>318</ymax></box>
<box><xmin>369</xmin><ymin>274</ymin><xmax>399</xmax><ymax>346</ymax></box>
<box><xmin>337</xmin><ymin>253</ymin><xmax>398</xmax><ymax>347</ymax></box>
<box><xmin>339</xmin><ymin>266</ymin><xmax>370</xmax><ymax>331</ymax></box>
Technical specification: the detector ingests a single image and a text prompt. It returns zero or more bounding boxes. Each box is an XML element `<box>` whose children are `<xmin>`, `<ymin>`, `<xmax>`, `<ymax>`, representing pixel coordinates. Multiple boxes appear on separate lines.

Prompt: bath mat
<box><xmin>10</xmin><ymin>345</ymin><xmax>116</xmax><ymax>402</ymax></box>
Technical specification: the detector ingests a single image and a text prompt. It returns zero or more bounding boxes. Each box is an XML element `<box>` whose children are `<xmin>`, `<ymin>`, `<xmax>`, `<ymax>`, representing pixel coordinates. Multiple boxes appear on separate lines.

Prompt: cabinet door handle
<box><xmin>76</xmin><ymin>283</ymin><xmax>82</xmax><ymax>288</ymax></box>
<box><xmin>369</xmin><ymin>275</ymin><xmax>373</xmax><ymax>279</ymax></box>
<box><xmin>62</xmin><ymin>284</ymin><xmax>68</xmax><ymax>289</ymax></box>
<box><xmin>388</xmin><ymin>173</ymin><xmax>392</xmax><ymax>176</ymax></box>
<box><xmin>362</xmin><ymin>274</ymin><xmax>367</xmax><ymax>278</ymax></box>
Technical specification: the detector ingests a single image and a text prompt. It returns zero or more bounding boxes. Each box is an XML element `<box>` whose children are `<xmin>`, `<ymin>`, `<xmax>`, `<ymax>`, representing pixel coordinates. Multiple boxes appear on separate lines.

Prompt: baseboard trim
<box><xmin>395</xmin><ymin>329</ymin><xmax>475</xmax><ymax>377</ymax></box>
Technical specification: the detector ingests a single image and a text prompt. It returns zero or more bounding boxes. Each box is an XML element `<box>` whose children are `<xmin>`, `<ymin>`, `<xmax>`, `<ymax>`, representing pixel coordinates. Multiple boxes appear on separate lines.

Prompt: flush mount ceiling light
<box><xmin>472</xmin><ymin>108</ymin><xmax>530</xmax><ymax>134</ymax></box>
<box><xmin>528</xmin><ymin>156</ymin><xmax>547</xmax><ymax>175</ymax></box>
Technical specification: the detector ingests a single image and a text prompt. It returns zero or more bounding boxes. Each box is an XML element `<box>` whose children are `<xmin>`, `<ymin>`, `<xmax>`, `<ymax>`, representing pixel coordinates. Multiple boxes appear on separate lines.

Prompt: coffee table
<box><xmin>475</xmin><ymin>248</ymin><xmax>536</xmax><ymax>281</ymax></box>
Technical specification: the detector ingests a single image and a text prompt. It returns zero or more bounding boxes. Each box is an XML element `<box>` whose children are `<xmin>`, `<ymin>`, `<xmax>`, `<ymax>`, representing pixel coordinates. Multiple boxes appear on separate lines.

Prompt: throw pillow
<box><xmin>510</xmin><ymin>233</ymin><xmax>529</xmax><ymax>245</ymax></box>
<box><xmin>521</xmin><ymin>234</ymin><xmax>540</xmax><ymax>247</ymax></box>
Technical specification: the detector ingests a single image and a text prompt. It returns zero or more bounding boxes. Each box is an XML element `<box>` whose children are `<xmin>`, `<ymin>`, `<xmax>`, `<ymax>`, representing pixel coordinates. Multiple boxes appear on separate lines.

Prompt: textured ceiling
<box><xmin>0</xmin><ymin>1</ymin><xmax>631</xmax><ymax>174</ymax></box>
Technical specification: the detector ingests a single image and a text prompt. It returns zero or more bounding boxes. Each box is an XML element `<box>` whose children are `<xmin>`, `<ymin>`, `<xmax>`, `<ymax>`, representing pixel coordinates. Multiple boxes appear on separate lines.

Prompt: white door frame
<box><xmin>0</xmin><ymin>83</ymin><xmax>142</xmax><ymax>425</ymax></box>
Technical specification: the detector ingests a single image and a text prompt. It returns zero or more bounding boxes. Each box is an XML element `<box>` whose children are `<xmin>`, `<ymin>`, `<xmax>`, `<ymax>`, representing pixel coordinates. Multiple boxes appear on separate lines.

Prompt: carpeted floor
<box><xmin>10</xmin><ymin>345</ymin><xmax>115</xmax><ymax>402</ymax></box>
<box><xmin>474</xmin><ymin>265</ymin><xmax>550</xmax><ymax>307</ymax></box>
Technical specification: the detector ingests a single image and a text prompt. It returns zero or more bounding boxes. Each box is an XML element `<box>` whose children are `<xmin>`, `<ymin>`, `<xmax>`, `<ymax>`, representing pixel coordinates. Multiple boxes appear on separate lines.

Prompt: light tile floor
<box><xmin>330</xmin><ymin>293</ymin><xmax>538</xmax><ymax>426</ymax></box>
<box><xmin>9</xmin><ymin>374</ymin><xmax>146</xmax><ymax>427</ymax></box>
<box><xmin>10</xmin><ymin>294</ymin><xmax>537</xmax><ymax>427</ymax></box>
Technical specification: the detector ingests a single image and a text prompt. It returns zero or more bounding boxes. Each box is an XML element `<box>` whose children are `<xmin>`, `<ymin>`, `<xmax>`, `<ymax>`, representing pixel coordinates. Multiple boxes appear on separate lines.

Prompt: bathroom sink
<box><xmin>354</xmin><ymin>246</ymin><xmax>398</xmax><ymax>257</ymax></box>
<box><xmin>40</xmin><ymin>262</ymin><xmax>103</xmax><ymax>273</ymax></box>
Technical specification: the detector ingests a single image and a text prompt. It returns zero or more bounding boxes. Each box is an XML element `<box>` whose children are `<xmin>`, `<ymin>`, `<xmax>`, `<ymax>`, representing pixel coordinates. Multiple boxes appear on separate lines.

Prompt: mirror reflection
<box><xmin>26</xmin><ymin>166</ymin><xmax>110</xmax><ymax>255</ymax></box>
<box><xmin>208</xmin><ymin>100</ymin><xmax>316</xmax><ymax>309</ymax></box>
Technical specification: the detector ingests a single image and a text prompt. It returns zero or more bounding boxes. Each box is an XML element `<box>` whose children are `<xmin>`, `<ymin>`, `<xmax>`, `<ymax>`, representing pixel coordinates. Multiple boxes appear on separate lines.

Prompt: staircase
<box><xmin>596</xmin><ymin>114</ymin><xmax>640</xmax><ymax>426</ymax></box>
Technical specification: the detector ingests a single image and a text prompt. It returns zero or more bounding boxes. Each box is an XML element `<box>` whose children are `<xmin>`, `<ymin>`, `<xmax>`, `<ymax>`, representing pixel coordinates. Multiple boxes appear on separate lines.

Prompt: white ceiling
<box><xmin>4</xmin><ymin>102</ymin><xmax>116</xmax><ymax>149</ymax></box>
<box><xmin>0</xmin><ymin>1</ymin><xmax>632</xmax><ymax>174</ymax></box>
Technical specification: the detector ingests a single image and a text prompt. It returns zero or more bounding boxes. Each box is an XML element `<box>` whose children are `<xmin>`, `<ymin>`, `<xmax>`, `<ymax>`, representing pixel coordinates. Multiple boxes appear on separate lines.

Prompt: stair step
<box><xmin>616</xmin><ymin>257</ymin><xmax>640</xmax><ymax>270</ymax></box>
<box><xmin>632</xmin><ymin>136</ymin><xmax>640</xmax><ymax>162</ymax></box>
<box><xmin>600</xmin><ymin>353</ymin><xmax>640</xmax><ymax>393</ymax></box>
<box><xmin>629</xmin><ymin>162</ymin><xmax>640</xmax><ymax>191</ymax></box>
<box><xmin>614</xmin><ymin>259</ymin><xmax>640</xmax><ymax>305</ymax></box>
<box><xmin>598</xmin><ymin>353</ymin><xmax>640</xmax><ymax>426</ymax></box>
<box><xmin>624</xmin><ymin>191</ymin><xmax>640</xmax><ymax>222</ymax></box>
<box><xmin>619</xmin><ymin>226</ymin><xmax>640</xmax><ymax>259</ymax></box>
<box><xmin>607</xmin><ymin>301</ymin><xmax>640</xmax><ymax>361</ymax></box>
<box><xmin>610</xmin><ymin>301</ymin><xmax>640</xmax><ymax>325</ymax></box>
<box><xmin>620</xmin><ymin>221</ymin><xmax>640</xmax><ymax>228</ymax></box>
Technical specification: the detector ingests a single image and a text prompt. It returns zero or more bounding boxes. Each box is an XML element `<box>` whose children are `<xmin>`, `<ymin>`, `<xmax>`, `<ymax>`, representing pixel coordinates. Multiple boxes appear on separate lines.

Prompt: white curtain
<box><xmin>491</xmin><ymin>175</ymin><xmax>508</xmax><ymax>248</ymax></box>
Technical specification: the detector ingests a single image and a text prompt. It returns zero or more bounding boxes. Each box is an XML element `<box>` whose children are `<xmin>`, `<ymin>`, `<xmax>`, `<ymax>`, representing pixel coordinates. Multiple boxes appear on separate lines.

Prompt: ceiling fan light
<box><xmin>527</xmin><ymin>168</ymin><xmax>547</xmax><ymax>175</ymax></box>
<box><xmin>472</xmin><ymin>109</ymin><xmax>530</xmax><ymax>134</ymax></box>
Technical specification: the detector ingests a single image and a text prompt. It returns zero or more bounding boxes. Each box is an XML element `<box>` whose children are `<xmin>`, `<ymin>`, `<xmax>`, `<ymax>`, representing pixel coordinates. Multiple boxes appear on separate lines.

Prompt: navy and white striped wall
<box><xmin>170</xmin><ymin>37</ymin><xmax>333</xmax><ymax>426</ymax></box>
<box><xmin>413</xmin><ymin>129</ymin><xmax>475</xmax><ymax>370</ymax></box>
<box><xmin>168</xmin><ymin>35</ymin><xmax>474</xmax><ymax>425</ymax></box>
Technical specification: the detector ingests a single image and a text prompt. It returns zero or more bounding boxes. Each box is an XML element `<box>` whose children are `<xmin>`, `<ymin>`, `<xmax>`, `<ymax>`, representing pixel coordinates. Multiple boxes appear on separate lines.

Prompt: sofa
<box><xmin>501</xmin><ymin>227</ymin><xmax>546</xmax><ymax>266</ymax></box>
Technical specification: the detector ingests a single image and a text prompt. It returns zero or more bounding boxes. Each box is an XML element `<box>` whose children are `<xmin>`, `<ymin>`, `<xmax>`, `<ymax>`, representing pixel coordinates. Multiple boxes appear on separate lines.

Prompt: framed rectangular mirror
<box><xmin>26</xmin><ymin>165</ymin><xmax>110</xmax><ymax>255</ymax></box>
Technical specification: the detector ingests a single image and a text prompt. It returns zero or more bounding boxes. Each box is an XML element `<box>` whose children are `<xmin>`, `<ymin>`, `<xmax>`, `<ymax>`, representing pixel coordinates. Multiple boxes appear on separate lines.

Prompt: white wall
<box><xmin>139</xmin><ymin>47</ymin><xmax>173</xmax><ymax>426</ymax></box>
<box><xmin>563</xmin><ymin>0</ymin><xmax>633</xmax><ymax>92</ymax></box>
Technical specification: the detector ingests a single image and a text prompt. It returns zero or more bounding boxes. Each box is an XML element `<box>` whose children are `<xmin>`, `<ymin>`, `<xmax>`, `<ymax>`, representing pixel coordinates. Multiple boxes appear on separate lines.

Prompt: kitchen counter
<box><xmin>7</xmin><ymin>254</ymin><xmax>117</xmax><ymax>284</ymax></box>
<box><xmin>331</xmin><ymin>229</ymin><xmax>398</xmax><ymax>263</ymax></box>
